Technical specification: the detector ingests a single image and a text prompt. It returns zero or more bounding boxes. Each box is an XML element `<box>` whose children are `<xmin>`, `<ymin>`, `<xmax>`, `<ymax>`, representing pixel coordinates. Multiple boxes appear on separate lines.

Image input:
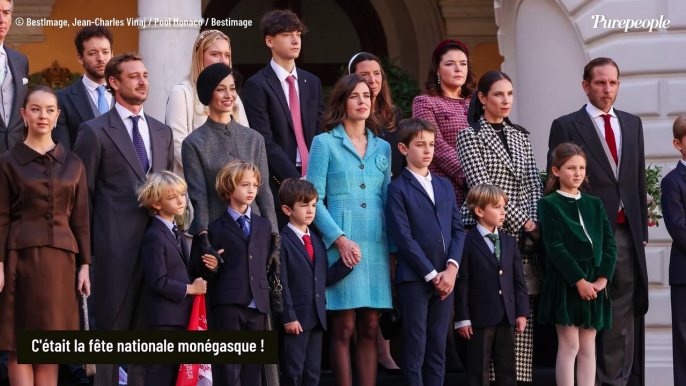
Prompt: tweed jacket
<box><xmin>307</xmin><ymin>124</ymin><xmax>393</xmax><ymax>310</ymax></box>
<box><xmin>412</xmin><ymin>94</ymin><xmax>471</xmax><ymax>206</ymax></box>
<box><xmin>456</xmin><ymin>116</ymin><xmax>543</xmax><ymax>235</ymax></box>
<box><xmin>182</xmin><ymin>117</ymin><xmax>278</xmax><ymax>234</ymax></box>
<box><xmin>538</xmin><ymin>191</ymin><xmax>617</xmax><ymax>286</ymax></box>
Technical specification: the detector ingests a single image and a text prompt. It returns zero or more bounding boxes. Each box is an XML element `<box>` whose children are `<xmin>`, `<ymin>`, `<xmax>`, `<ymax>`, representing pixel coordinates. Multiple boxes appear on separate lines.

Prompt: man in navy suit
<box><xmin>455</xmin><ymin>184</ymin><xmax>529</xmax><ymax>386</ymax></box>
<box><xmin>73</xmin><ymin>52</ymin><xmax>174</xmax><ymax>386</ymax></box>
<box><xmin>386</xmin><ymin>119</ymin><xmax>465</xmax><ymax>386</ymax></box>
<box><xmin>661</xmin><ymin>116</ymin><xmax>686</xmax><ymax>386</ymax></box>
<box><xmin>53</xmin><ymin>26</ymin><xmax>114</xmax><ymax>150</ymax></box>
<box><xmin>277</xmin><ymin>178</ymin><xmax>353</xmax><ymax>386</ymax></box>
<box><xmin>0</xmin><ymin>0</ymin><xmax>29</xmax><ymax>154</ymax></box>
<box><xmin>242</xmin><ymin>9</ymin><xmax>325</xmax><ymax>229</ymax></box>
<box><xmin>137</xmin><ymin>171</ymin><xmax>218</xmax><ymax>386</ymax></box>
<box><xmin>206</xmin><ymin>160</ymin><xmax>277</xmax><ymax>386</ymax></box>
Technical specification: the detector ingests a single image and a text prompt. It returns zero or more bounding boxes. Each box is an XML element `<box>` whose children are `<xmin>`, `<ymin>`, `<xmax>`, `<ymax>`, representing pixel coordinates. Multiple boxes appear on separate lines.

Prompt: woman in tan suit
<box><xmin>0</xmin><ymin>86</ymin><xmax>91</xmax><ymax>386</ymax></box>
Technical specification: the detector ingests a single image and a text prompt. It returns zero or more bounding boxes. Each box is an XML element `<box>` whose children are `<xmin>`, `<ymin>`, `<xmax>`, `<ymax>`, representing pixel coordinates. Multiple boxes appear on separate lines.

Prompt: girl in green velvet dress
<box><xmin>538</xmin><ymin>143</ymin><xmax>617</xmax><ymax>386</ymax></box>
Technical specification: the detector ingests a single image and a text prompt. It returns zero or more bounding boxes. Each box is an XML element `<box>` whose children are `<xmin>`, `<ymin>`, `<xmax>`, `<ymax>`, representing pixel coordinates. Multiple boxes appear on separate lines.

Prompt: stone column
<box><xmin>138</xmin><ymin>0</ymin><xmax>201</xmax><ymax>121</ymax></box>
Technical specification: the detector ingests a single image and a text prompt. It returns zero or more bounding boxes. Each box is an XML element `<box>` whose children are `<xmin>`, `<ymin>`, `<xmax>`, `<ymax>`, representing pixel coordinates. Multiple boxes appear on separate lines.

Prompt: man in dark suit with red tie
<box><xmin>548</xmin><ymin>57</ymin><xmax>648</xmax><ymax>386</ymax></box>
<box><xmin>73</xmin><ymin>52</ymin><xmax>174</xmax><ymax>386</ymax></box>
<box><xmin>242</xmin><ymin>9</ymin><xmax>325</xmax><ymax>229</ymax></box>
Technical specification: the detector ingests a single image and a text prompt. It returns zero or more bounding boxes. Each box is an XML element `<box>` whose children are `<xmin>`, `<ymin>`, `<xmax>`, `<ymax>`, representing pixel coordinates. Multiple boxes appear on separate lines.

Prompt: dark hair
<box><xmin>583</xmin><ymin>57</ymin><xmax>620</xmax><ymax>83</ymax></box>
<box><xmin>346</xmin><ymin>53</ymin><xmax>397</xmax><ymax>132</ymax></box>
<box><xmin>424</xmin><ymin>41</ymin><xmax>475</xmax><ymax>98</ymax></box>
<box><xmin>674</xmin><ymin>115</ymin><xmax>686</xmax><ymax>141</ymax></box>
<box><xmin>22</xmin><ymin>85</ymin><xmax>58</xmax><ymax>139</ymax></box>
<box><xmin>278</xmin><ymin>178</ymin><xmax>319</xmax><ymax>209</ymax></box>
<box><xmin>397</xmin><ymin>118</ymin><xmax>437</xmax><ymax>146</ymax></box>
<box><xmin>468</xmin><ymin>71</ymin><xmax>513</xmax><ymax>124</ymax></box>
<box><xmin>545</xmin><ymin>143</ymin><xmax>588</xmax><ymax>195</ymax></box>
<box><xmin>74</xmin><ymin>26</ymin><xmax>113</xmax><ymax>57</ymax></box>
<box><xmin>104</xmin><ymin>52</ymin><xmax>144</xmax><ymax>95</ymax></box>
<box><xmin>260</xmin><ymin>9</ymin><xmax>308</xmax><ymax>39</ymax></box>
<box><xmin>321</xmin><ymin>74</ymin><xmax>381</xmax><ymax>136</ymax></box>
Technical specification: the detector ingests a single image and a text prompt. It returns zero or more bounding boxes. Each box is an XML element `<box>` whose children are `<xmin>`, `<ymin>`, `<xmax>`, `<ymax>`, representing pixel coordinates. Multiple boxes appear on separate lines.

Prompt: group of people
<box><xmin>0</xmin><ymin>2</ymin><xmax>672</xmax><ymax>386</ymax></box>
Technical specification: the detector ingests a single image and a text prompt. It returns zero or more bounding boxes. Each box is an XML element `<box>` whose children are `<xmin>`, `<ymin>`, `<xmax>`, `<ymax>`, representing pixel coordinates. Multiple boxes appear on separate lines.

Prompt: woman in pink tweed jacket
<box><xmin>412</xmin><ymin>39</ymin><xmax>475</xmax><ymax>208</ymax></box>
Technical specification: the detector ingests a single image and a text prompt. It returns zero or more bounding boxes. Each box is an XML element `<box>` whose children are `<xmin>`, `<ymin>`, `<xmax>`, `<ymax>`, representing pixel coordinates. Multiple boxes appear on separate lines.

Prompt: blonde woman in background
<box><xmin>166</xmin><ymin>29</ymin><xmax>249</xmax><ymax>178</ymax></box>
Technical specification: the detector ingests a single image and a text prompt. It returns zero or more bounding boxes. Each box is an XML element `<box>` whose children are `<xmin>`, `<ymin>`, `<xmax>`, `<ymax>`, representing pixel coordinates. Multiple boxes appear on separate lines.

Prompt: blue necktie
<box><xmin>129</xmin><ymin>115</ymin><xmax>149</xmax><ymax>174</ymax></box>
<box><xmin>96</xmin><ymin>85</ymin><xmax>108</xmax><ymax>114</ymax></box>
<box><xmin>236</xmin><ymin>215</ymin><xmax>250</xmax><ymax>239</ymax></box>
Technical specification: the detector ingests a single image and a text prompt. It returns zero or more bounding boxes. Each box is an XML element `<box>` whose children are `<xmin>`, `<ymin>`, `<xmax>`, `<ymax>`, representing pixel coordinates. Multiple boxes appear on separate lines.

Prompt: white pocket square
<box><xmin>22</xmin><ymin>78</ymin><xmax>28</xmax><ymax>85</ymax></box>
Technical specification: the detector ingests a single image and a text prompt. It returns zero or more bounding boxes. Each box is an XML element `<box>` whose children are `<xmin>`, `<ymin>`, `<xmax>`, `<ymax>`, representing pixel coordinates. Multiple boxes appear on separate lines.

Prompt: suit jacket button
<box><xmin>499</xmin><ymin>270</ymin><xmax>503</xmax><ymax>275</ymax></box>
<box><xmin>314</xmin><ymin>277</ymin><xmax>318</xmax><ymax>281</ymax></box>
<box><xmin>45</xmin><ymin>213</ymin><xmax>52</xmax><ymax>220</ymax></box>
<box><xmin>249</xmin><ymin>255</ymin><xmax>252</xmax><ymax>259</ymax></box>
<box><xmin>250</xmin><ymin>276</ymin><xmax>253</xmax><ymax>280</ymax></box>
<box><xmin>499</xmin><ymin>290</ymin><xmax>503</xmax><ymax>295</ymax></box>
<box><xmin>359</xmin><ymin>164</ymin><xmax>364</xmax><ymax>169</ymax></box>
<box><xmin>360</xmin><ymin>184</ymin><xmax>366</xmax><ymax>189</ymax></box>
<box><xmin>316</xmin><ymin>294</ymin><xmax>319</xmax><ymax>298</ymax></box>
<box><xmin>361</xmin><ymin>203</ymin><xmax>366</xmax><ymax>208</ymax></box>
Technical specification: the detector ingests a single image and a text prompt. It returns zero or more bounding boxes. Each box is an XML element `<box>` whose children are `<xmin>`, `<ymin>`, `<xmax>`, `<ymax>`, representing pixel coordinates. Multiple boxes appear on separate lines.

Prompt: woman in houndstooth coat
<box><xmin>456</xmin><ymin>71</ymin><xmax>544</xmax><ymax>384</ymax></box>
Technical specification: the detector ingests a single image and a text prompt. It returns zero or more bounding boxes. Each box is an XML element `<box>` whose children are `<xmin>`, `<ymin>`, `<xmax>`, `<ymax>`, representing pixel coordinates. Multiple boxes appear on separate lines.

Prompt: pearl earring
<box><xmin>437</xmin><ymin>74</ymin><xmax>441</xmax><ymax>84</ymax></box>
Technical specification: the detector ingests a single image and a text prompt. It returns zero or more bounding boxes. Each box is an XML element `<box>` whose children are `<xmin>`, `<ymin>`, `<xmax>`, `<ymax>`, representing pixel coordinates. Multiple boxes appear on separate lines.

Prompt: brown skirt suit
<box><xmin>0</xmin><ymin>141</ymin><xmax>91</xmax><ymax>351</ymax></box>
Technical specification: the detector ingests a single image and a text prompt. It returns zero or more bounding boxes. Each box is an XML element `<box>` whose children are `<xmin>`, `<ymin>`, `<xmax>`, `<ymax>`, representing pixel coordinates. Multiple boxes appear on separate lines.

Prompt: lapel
<box><xmin>152</xmin><ymin>218</ymin><xmax>186</xmax><ymax>266</ymax></box>
<box><xmin>468</xmin><ymin>227</ymin><xmax>499</xmax><ymax>266</ymax></box>
<box><xmin>68</xmin><ymin>78</ymin><xmax>96</xmax><ymax>123</ymax></box>
<box><xmin>678</xmin><ymin>161</ymin><xmax>686</xmax><ymax>184</ymax></box>
<box><xmin>103</xmin><ymin>110</ymin><xmax>146</xmax><ymax>181</ymax></box>
<box><xmin>263</xmin><ymin>64</ymin><xmax>294</xmax><ymax>129</ymax></box>
<box><xmin>146</xmin><ymin>114</ymin><xmax>165</xmax><ymax>173</ymax></box>
<box><xmin>221</xmin><ymin>211</ymin><xmax>248</xmax><ymax>242</ymax></box>
<box><xmin>476</xmin><ymin>117</ymin><xmax>515</xmax><ymax>174</ymax></box>
<box><xmin>284</xmin><ymin>226</ymin><xmax>313</xmax><ymax>268</ymax></box>
<box><xmin>573</xmin><ymin>106</ymin><xmax>617</xmax><ymax>182</ymax></box>
<box><xmin>297</xmin><ymin>73</ymin><xmax>310</xmax><ymax>135</ymax></box>
<box><xmin>5</xmin><ymin>47</ymin><xmax>22</xmax><ymax>129</ymax></box>
<box><xmin>401</xmin><ymin>168</ymin><xmax>435</xmax><ymax>208</ymax></box>
<box><xmin>615</xmin><ymin>110</ymin><xmax>631</xmax><ymax>182</ymax></box>
<box><xmin>332</xmin><ymin>125</ymin><xmax>379</xmax><ymax>162</ymax></box>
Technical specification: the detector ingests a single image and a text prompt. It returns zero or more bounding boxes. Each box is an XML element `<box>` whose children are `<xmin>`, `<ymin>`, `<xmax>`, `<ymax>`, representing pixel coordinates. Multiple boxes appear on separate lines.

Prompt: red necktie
<box><xmin>286</xmin><ymin>75</ymin><xmax>308</xmax><ymax>176</ymax></box>
<box><xmin>602</xmin><ymin>114</ymin><xmax>626</xmax><ymax>223</ymax></box>
<box><xmin>302</xmin><ymin>235</ymin><xmax>314</xmax><ymax>262</ymax></box>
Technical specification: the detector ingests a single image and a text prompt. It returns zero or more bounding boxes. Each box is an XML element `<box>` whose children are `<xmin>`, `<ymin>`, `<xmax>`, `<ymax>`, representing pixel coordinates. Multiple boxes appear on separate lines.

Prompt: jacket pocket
<box><xmin>328</xmin><ymin>171</ymin><xmax>350</xmax><ymax>196</ymax></box>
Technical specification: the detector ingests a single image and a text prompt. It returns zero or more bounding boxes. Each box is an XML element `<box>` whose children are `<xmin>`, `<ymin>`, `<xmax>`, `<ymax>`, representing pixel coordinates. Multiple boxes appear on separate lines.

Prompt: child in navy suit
<box><xmin>277</xmin><ymin>178</ymin><xmax>353</xmax><ymax>386</ymax></box>
<box><xmin>386</xmin><ymin>118</ymin><xmax>465</xmax><ymax>386</ymax></box>
<box><xmin>663</xmin><ymin>115</ymin><xmax>686</xmax><ymax>386</ymax></box>
<box><xmin>137</xmin><ymin>171</ymin><xmax>218</xmax><ymax>386</ymax></box>
<box><xmin>207</xmin><ymin>160</ymin><xmax>276</xmax><ymax>386</ymax></box>
<box><xmin>455</xmin><ymin>184</ymin><xmax>529</xmax><ymax>386</ymax></box>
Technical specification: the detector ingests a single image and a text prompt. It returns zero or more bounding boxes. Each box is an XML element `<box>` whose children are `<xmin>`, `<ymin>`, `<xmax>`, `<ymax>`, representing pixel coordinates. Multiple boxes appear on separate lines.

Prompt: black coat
<box><xmin>0</xmin><ymin>46</ymin><xmax>28</xmax><ymax>153</ymax></box>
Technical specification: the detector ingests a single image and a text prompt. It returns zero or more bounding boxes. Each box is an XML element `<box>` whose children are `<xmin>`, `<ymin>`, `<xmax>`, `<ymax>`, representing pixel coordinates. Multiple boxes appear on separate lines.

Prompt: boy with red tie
<box><xmin>278</xmin><ymin>178</ymin><xmax>353</xmax><ymax>386</ymax></box>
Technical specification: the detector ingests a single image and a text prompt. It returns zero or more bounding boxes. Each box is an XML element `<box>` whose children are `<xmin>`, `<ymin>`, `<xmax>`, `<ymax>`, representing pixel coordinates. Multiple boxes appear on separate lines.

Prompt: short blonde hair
<box><xmin>137</xmin><ymin>171</ymin><xmax>187</xmax><ymax>215</ymax></box>
<box><xmin>216</xmin><ymin>160</ymin><xmax>261</xmax><ymax>203</ymax></box>
<box><xmin>466</xmin><ymin>184</ymin><xmax>508</xmax><ymax>218</ymax></box>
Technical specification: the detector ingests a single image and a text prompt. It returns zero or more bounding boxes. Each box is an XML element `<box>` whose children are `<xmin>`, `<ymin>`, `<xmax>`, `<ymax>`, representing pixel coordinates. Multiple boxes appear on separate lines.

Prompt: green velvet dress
<box><xmin>537</xmin><ymin>190</ymin><xmax>617</xmax><ymax>331</ymax></box>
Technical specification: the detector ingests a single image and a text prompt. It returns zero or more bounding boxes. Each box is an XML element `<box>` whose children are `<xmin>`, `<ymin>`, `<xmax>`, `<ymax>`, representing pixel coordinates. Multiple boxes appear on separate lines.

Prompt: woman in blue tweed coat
<box><xmin>307</xmin><ymin>75</ymin><xmax>393</xmax><ymax>386</ymax></box>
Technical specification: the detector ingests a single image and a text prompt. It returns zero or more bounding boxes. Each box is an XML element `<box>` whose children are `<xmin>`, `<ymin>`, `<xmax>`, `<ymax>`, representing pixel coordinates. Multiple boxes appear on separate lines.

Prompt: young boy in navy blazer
<box><xmin>207</xmin><ymin>160</ymin><xmax>277</xmax><ymax>386</ymax></box>
<box><xmin>662</xmin><ymin>115</ymin><xmax>686</xmax><ymax>386</ymax></box>
<box><xmin>455</xmin><ymin>184</ymin><xmax>529</xmax><ymax>386</ymax></box>
<box><xmin>137</xmin><ymin>171</ymin><xmax>218</xmax><ymax>386</ymax></box>
<box><xmin>386</xmin><ymin>118</ymin><xmax>465</xmax><ymax>386</ymax></box>
<box><xmin>277</xmin><ymin>178</ymin><xmax>353</xmax><ymax>386</ymax></box>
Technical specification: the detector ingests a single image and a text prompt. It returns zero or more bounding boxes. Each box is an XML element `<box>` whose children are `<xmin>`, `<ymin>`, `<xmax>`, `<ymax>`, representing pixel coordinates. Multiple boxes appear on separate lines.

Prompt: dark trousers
<box><xmin>95</xmin><ymin>259</ymin><xmax>147</xmax><ymax>386</ymax></box>
<box><xmin>280</xmin><ymin>325</ymin><xmax>323</xmax><ymax>386</ymax></box>
<box><xmin>398</xmin><ymin>280</ymin><xmax>453</xmax><ymax>386</ymax></box>
<box><xmin>597</xmin><ymin>223</ymin><xmax>641</xmax><ymax>386</ymax></box>
<box><xmin>145</xmin><ymin>325</ymin><xmax>184</xmax><ymax>386</ymax></box>
<box><xmin>213</xmin><ymin>305</ymin><xmax>266</xmax><ymax>386</ymax></box>
<box><xmin>672</xmin><ymin>286</ymin><xmax>686</xmax><ymax>386</ymax></box>
<box><xmin>464</xmin><ymin>317</ymin><xmax>516</xmax><ymax>386</ymax></box>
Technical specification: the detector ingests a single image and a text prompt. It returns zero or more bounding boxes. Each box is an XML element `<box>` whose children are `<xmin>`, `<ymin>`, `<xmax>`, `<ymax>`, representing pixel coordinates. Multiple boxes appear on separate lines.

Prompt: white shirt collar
<box><xmin>0</xmin><ymin>43</ymin><xmax>6</xmax><ymax>56</ymax></box>
<box><xmin>556</xmin><ymin>189</ymin><xmax>582</xmax><ymax>200</ymax></box>
<box><xmin>114</xmin><ymin>102</ymin><xmax>146</xmax><ymax>123</ymax></box>
<box><xmin>476</xmin><ymin>223</ymin><xmax>499</xmax><ymax>237</ymax></box>
<box><xmin>681</xmin><ymin>159</ymin><xmax>686</xmax><ymax>168</ymax></box>
<box><xmin>406</xmin><ymin>168</ymin><xmax>432</xmax><ymax>183</ymax></box>
<box><xmin>586</xmin><ymin>102</ymin><xmax>616</xmax><ymax>119</ymax></box>
<box><xmin>287</xmin><ymin>222</ymin><xmax>310</xmax><ymax>241</ymax></box>
<box><xmin>82</xmin><ymin>74</ymin><xmax>106</xmax><ymax>92</ymax></box>
<box><xmin>227</xmin><ymin>205</ymin><xmax>252</xmax><ymax>221</ymax></box>
<box><xmin>270</xmin><ymin>58</ymin><xmax>298</xmax><ymax>83</ymax></box>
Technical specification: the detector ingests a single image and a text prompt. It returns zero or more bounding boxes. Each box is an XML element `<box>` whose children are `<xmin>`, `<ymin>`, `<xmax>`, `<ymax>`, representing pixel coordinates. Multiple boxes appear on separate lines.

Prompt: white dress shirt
<box><xmin>681</xmin><ymin>159</ymin><xmax>686</xmax><ymax>169</ymax></box>
<box><xmin>0</xmin><ymin>43</ymin><xmax>7</xmax><ymax>85</ymax></box>
<box><xmin>586</xmin><ymin>103</ymin><xmax>622</xmax><ymax>161</ymax></box>
<box><xmin>114</xmin><ymin>102</ymin><xmax>151</xmax><ymax>166</ymax></box>
<box><xmin>406</xmin><ymin>168</ymin><xmax>459</xmax><ymax>281</ymax></box>
<box><xmin>287</xmin><ymin>222</ymin><xmax>310</xmax><ymax>245</ymax></box>
<box><xmin>82</xmin><ymin>74</ymin><xmax>112</xmax><ymax>110</ymax></box>
<box><xmin>270</xmin><ymin>58</ymin><xmax>303</xmax><ymax>167</ymax></box>
<box><xmin>556</xmin><ymin>190</ymin><xmax>592</xmax><ymax>246</ymax></box>
<box><xmin>455</xmin><ymin>223</ymin><xmax>499</xmax><ymax>329</ymax></box>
